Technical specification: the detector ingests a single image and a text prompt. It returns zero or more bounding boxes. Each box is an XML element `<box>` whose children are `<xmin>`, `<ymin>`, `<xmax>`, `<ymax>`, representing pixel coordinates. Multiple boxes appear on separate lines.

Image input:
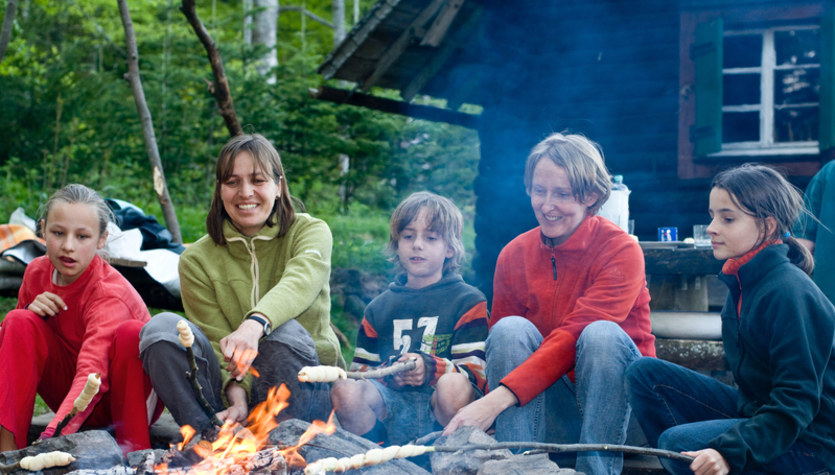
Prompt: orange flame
<box><xmin>228</xmin><ymin>349</ymin><xmax>260</xmax><ymax>378</ymax></box>
<box><xmin>278</xmin><ymin>411</ymin><xmax>338</xmax><ymax>467</ymax></box>
<box><xmin>153</xmin><ymin>383</ymin><xmax>337</xmax><ymax>474</ymax></box>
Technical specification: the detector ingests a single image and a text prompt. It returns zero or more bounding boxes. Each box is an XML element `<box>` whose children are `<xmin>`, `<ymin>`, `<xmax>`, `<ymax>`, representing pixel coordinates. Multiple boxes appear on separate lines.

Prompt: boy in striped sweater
<box><xmin>331</xmin><ymin>192</ymin><xmax>488</xmax><ymax>445</ymax></box>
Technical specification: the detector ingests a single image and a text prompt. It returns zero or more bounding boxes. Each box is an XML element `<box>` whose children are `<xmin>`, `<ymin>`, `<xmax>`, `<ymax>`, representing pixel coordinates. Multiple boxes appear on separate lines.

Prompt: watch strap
<box><xmin>246</xmin><ymin>315</ymin><xmax>271</xmax><ymax>336</ymax></box>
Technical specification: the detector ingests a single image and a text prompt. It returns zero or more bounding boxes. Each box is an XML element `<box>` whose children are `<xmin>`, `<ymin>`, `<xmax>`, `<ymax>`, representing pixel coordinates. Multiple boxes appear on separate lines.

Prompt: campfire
<box><xmin>152</xmin><ymin>384</ymin><xmax>336</xmax><ymax>475</ymax></box>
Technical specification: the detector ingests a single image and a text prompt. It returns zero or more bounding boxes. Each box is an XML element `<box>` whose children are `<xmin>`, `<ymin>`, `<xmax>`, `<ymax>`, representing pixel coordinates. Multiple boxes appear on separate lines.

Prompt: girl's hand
<box><xmin>443</xmin><ymin>385</ymin><xmax>518</xmax><ymax>435</ymax></box>
<box><xmin>27</xmin><ymin>292</ymin><xmax>67</xmax><ymax>318</ymax></box>
<box><xmin>219</xmin><ymin>319</ymin><xmax>263</xmax><ymax>381</ymax></box>
<box><xmin>216</xmin><ymin>382</ymin><xmax>249</xmax><ymax>426</ymax></box>
<box><xmin>391</xmin><ymin>353</ymin><xmax>426</xmax><ymax>387</ymax></box>
<box><xmin>684</xmin><ymin>449</ymin><xmax>730</xmax><ymax>475</ymax></box>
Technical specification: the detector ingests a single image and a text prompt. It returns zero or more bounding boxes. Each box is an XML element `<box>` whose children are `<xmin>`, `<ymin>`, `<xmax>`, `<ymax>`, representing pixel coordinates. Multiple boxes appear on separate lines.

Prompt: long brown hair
<box><xmin>711</xmin><ymin>163</ymin><xmax>814</xmax><ymax>275</ymax></box>
<box><xmin>206</xmin><ymin>134</ymin><xmax>296</xmax><ymax>245</ymax></box>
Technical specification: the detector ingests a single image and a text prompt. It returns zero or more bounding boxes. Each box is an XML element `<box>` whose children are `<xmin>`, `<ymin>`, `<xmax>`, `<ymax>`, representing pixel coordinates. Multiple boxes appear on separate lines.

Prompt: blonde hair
<box><xmin>524</xmin><ymin>132</ymin><xmax>612</xmax><ymax>215</ymax></box>
<box><xmin>386</xmin><ymin>191</ymin><xmax>465</xmax><ymax>275</ymax></box>
<box><xmin>41</xmin><ymin>184</ymin><xmax>114</xmax><ymax>238</ymax></box>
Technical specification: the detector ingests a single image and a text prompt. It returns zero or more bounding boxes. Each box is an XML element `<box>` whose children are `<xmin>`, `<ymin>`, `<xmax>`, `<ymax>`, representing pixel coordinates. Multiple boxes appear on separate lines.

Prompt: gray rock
<box><xmin>0</xmin><ymin>430</ymin><xmax>124</xmax><ymax>475</ymax></box>
<box><xmin>429</xmin><ymin>426</ymin><xmax>512</xmax><ymax>475</ymax></box>
<box><xmin>477</xmin><ymin>453</ymin><xmax>575</xmax><ymax>474</ymax></box>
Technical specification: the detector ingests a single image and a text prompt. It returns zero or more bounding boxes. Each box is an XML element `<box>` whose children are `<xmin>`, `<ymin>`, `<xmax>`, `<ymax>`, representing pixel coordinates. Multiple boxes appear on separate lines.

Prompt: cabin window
<box><xmin>691</xmin><ymin>20</ymin><xmax>824</xmax><ymax>157</ymax></box>
<box><xmin>722</xmin><ymin>26</ymin><xmax>819</xmax><ymax>153</ymax></box>
<box><xmin>679</xmin><ymin>5</ymin><xmax>835</xmax><ymax>179</ymax></box>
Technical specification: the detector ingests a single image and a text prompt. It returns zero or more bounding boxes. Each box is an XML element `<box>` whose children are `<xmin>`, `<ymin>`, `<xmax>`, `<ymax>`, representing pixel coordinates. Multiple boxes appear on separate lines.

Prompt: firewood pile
<box><xmin>0</xmin><ymin>420</ymin><xmax>579</xmax><ymax>475</ymax></box>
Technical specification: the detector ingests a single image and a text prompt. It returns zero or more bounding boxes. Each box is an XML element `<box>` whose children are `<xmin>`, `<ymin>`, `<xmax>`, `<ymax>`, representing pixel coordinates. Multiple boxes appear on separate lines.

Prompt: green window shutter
<box><xmin>692</xmin><ymin>17</ymin><xmax>723</xmax><ymax>157</ymax></box>
<box><xmin>820</xmin><ymin>8</ymin><xmax>835</xmax><ymax>152</ymax></box>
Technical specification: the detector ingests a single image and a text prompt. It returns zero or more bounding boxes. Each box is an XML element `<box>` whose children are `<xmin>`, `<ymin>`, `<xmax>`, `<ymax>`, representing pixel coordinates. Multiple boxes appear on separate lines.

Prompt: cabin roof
<box><xmin>317</xmin><ymin>0</ymin><xmax>486</xmax><ymax>110</ymax></box>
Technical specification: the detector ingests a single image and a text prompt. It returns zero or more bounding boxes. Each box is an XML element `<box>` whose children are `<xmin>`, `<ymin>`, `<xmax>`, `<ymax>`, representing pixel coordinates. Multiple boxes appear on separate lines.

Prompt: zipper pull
<box><xmin>551</xmin><ymin>256</ymin><xmax>557</xmax><ymax>280</ymax></box>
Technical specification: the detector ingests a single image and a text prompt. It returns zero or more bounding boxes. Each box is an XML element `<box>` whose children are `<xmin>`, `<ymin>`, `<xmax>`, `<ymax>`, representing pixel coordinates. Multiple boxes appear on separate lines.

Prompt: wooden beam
<box><xmin>420</xmin><ymin>0</ymin><xmax>464</xmax><ymax>47</ymax></box>
<box><xmin>360</xmin><ymin>0</ymin><xmax>446</xmax><ymax>92</ymax></box>
<box><xmin>403</xmin><ymin>5</ymin><xmax>483</xmax><ymax>102</ymax></box>
<box><xmin>310</xmin><ymin>86</ymin><xmax>480</xmax><ymax>129</ymax></box>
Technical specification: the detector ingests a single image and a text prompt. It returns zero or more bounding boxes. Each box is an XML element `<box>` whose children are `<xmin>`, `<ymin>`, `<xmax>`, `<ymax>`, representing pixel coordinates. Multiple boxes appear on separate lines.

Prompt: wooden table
<box><xmin>640</xmin><ymin>242</ymin><xmax>723</xmax><ymax>312</ymax></box>
<box><xmin>641</xmin><ymin>242</ymin><xmax>729</xmax><ymax>375</ymax></box>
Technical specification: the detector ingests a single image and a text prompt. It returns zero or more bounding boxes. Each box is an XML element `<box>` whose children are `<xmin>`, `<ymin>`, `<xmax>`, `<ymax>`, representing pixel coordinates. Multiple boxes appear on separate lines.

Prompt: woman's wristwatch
<box><xmin>246</xmin><ymin>315</ymin><xmax>272</xmax><ymax>336</ymax></box>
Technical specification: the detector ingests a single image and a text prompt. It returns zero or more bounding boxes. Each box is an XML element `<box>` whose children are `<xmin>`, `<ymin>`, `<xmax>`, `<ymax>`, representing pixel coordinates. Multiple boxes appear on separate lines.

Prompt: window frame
<box><xmin>720</xmin><ymin>25</ymin><xmax>820</xmax><ymax>156</ymax></box>
<box><xmin>678</xmin><ymin>3</ymin><xmax>829</xmax><ymax>179</ymax></box>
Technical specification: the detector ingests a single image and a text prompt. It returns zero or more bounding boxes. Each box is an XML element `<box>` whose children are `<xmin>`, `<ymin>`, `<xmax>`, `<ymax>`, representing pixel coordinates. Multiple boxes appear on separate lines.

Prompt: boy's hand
<box><xmin>27</xmin><ymin>292</ymin><xmax>67</xmax><ymax>318</ymax></box>
<box><xmin>391</xmin><ymin>353</ymin><xmax>425</xmax><ymax>387</ymax></box>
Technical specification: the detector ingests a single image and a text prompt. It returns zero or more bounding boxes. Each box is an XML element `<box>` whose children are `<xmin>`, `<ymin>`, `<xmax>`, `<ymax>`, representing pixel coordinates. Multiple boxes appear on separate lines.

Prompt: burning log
<box><xmin>176</xmin><ymin>320</ymin><xmax>223</xmax><ymax>428</ymax></box>
<box><xmin>298</xmin><ymin>358</ymin><xmax>418</xmax><ymax>383</ymax></box>
<box><xmin>53</xmin><ymin>374</ymin><xmax>101</xmax><ymax>438</ymax></box>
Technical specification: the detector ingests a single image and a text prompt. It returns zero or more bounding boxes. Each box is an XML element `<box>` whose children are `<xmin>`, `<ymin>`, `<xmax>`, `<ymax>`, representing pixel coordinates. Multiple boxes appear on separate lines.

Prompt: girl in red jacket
<box><xmin>0</xmin><ymin>184</ymin><xmax>161</xmax><ymax>455</ymax></box>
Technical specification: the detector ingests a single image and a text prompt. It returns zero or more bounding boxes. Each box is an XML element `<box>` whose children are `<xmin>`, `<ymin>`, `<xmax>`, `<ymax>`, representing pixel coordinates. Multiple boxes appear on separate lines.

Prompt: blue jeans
<box><xmin>626</xmin><ymin>357</ymin><xmax>829</xmax><ymax>474</ymax></box>
<box><xmin>487</xmin><ymin>317</ymin><xmax>643</xmax><ymax>475</ymax></box>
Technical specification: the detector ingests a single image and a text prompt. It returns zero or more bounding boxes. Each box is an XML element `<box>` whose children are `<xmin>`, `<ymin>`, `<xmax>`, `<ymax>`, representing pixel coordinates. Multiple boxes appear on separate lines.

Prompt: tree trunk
<box><xmin>116</xmin><ymin>0</ymin><xmax>183</xmax><ymax>243</ymax></box>
<box><xmin>252</xmin><ymin>0</ymin><xmax>278</xmax><ymax>83</ymax></box>
<box><xmin>181</xmin><ymin>0</ymin><xmax>243</xmax><ymax>137</ymax></box>
<box><xmin>332</xmin><ymin>0</ymin><xmax>345</xmax><ymax>45</ymax></box>
<box><xmin>243</xmin><ymin>0</ymin><xmax>252</xmax><ymax>45</ymax></box>
<box><xmin>0</xmin><ymin>0</ymin><xmax>18</xmax><ymax>63</ymax></box>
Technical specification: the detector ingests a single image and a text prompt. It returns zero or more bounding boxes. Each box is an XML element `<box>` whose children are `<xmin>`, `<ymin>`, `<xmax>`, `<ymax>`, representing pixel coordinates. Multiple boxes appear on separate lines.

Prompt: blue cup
<box><xmin>658</xmin><ymin>227</ymin><xmax>678</xmax><ymax>242</ymax></box>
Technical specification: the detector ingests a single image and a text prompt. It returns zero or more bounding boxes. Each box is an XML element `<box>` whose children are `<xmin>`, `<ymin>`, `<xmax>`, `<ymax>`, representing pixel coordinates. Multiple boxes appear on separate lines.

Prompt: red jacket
<box><xmin>16</xmin><ymin>255</ymin><xmax>151</xmax><ymax>435</ymax></box>
<box><xmin>492</xmin><ymin>216</ymin><xmax>655</xmax><ymax>405</ymax></box>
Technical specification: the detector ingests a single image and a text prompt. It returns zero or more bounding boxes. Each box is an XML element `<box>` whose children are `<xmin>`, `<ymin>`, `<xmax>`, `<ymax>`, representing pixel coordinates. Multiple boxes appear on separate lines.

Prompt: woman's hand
<box><xmin>27</xmin><ymin>292</ymin><xmax>67</xmax><ymax>318</ymax></box>
<box><xmin>443</xmin><ymin>385</ymin><xmax>518</xmax><ymax>435</ymax></box>
<box><xmin>220</xmin><ymin>318</ymin><xmax>264</xmax><ymax>381</ymax></box>
<box><xmin>684</xmin><ymin>449</ymin><xmax>730</xmax><ymax>475</ymax></box>
<box><xmin>391</xmin><ymin>353</ymin><xmax>426</xmax><ymax>387</ymax></box>
<box><xmin>216</xmin><ymin>382</ymin><xmax>249</xmax><ymax>426</ymax></box>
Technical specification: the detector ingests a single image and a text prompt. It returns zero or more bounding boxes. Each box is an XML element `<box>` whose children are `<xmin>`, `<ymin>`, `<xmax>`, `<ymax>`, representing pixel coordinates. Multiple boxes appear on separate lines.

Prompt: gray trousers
<box><xmin>139</xmin><ymin>312</ymin><xmax>332</xmax><ymax>432</ymax></box>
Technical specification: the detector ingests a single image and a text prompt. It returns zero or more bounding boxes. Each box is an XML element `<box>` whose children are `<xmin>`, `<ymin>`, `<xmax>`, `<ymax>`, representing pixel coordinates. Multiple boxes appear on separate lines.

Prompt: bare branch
<box><xmin>279</xmin><ymin>5</ymin><xmax>334</xmax><ymax>29</ymax></box>
<box><xmin>117</xmin><ymin>0</ymin><xmax>183</xmax><ymax>243</ymax></box>
<box><xmin>181</xmin><ymin>0</ymin><xmax>243</xmax><ymax>137</ymax></box>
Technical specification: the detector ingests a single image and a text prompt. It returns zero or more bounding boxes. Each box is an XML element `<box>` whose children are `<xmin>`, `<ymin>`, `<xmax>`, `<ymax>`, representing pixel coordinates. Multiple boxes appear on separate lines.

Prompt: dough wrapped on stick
<box><xmin>298</xmin><ymin>358</ymin><xmax>417</xmax><ymax>383</ymax></box>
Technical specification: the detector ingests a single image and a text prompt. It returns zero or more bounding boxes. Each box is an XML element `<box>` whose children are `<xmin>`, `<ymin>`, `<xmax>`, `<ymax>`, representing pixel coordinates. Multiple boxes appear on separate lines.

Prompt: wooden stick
<box><xmin>51</xmin><ymin>408</ymin><xmax>78</xmax><ymax>438</ymax></box>
<box><xmin>348</xmin><ymin>359</ymin><xmax>417</xmax><ymax>380</ymax></box>
<box><xmin>178</xmin><ymin>320</ymin><xmax>224</xmax><ymax>427</ymax></box>
<box><xmin>298</xmin><ymin>359</ymin><xmax>417</xmax><ymax>383</ymax></box>
<box><xmin>185</xmin><ymin>345</ymin><xmax>224</xmax><ymax>428</ymax></box>
<box><xmin>305</xmin><ymin>441</ymin><xmax>694</xmax><ymax>474</ymax></box>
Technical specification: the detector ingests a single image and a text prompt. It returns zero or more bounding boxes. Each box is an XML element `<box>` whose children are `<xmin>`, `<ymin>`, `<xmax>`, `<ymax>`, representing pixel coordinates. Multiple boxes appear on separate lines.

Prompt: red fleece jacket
<box><xmin>16</xmin><ymin>255</ymin><xmax>151</xmax><ymax>436</ymax></box>
<box><xmin>492</xmin><ymin>216</ymin><xmax>655</xmax><ymax>405</ymax></box>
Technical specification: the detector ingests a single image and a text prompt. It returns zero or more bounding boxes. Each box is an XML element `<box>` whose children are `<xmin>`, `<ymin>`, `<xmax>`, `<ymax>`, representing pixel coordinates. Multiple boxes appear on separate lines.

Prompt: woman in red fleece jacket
<box><xmin>446</xmin><ymin>132</ymin><xmax>655</xmax><ymax>474</ymax></box>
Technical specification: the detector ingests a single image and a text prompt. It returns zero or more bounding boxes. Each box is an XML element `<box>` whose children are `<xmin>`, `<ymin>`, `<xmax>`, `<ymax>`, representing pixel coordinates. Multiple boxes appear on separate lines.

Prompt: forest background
<box><xmin>0</xmin><ymin>0</ymin><xmax>481</xmax><ymax>361</ymax></box>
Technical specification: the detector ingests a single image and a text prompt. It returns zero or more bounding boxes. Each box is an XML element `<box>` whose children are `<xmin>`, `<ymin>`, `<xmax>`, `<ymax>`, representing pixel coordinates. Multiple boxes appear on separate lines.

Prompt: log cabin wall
<box><xmin>472</xmin><ymin>0</ymin><xmax>689</xmax><ymax>296</ymax></box>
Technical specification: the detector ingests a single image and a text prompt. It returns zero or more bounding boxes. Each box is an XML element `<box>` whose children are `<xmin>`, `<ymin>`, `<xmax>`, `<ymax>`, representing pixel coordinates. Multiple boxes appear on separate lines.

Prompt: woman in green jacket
<box><xmin>140</xmin><ymin>133</ymin><xmax>344</xmax><ymax>432</ymax></box>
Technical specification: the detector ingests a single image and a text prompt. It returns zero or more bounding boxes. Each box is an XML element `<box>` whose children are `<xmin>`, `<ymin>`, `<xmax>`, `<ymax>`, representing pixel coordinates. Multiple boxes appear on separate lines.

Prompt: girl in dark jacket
<box><xmin>626</xmin><ymin>164</ymin><xmax>835</xmax><ymax>474</ymax></box>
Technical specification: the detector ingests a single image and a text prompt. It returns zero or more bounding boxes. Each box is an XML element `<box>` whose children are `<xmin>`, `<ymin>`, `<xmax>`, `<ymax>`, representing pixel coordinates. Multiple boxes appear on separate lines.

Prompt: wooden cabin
<box><xmin>317</xmin><ymin>0</ymin><xmax>834</xmax><ymax>296</ymax></box>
